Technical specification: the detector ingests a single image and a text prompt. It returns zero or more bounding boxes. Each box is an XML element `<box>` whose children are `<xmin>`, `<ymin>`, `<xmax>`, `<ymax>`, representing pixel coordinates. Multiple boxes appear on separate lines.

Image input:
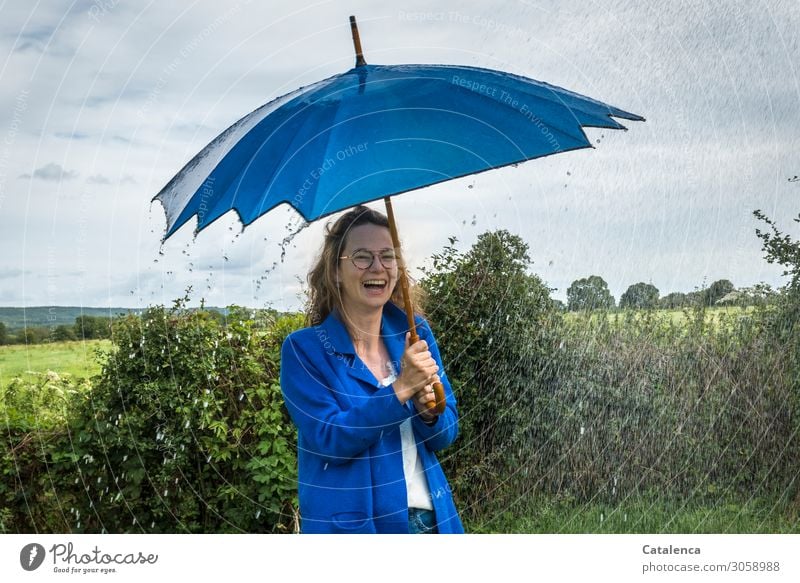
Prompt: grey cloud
<box><xmin>21</xmin><ymin>163</ymin><xmax>79</xmax><ymax>181</ymax></box>
<box><xmin>7</xmin><ymin>24</ymin><xmax>54</xmax><ymax>53</ymax></box>
<box><xmin>0</xmin><ymin>268</ymin><xmax>31</xmax><ymax>279</ymax></box>
<box><xmin>87</xmin><ymin>174</ymin><xmax>137</xmax><ymax>185</ymax></box>
<box><xmin>55</xmin><ymin>131</ymin><xmax>90</xmax><ymax>140</ymax></box>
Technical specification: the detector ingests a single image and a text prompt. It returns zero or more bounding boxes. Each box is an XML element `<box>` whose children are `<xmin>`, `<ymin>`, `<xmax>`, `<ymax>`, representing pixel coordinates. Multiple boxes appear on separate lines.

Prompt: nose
<box><xmin>368</xmin><ymin>254</ymin><xmax>385</xmax><ymax>272</ymax></box>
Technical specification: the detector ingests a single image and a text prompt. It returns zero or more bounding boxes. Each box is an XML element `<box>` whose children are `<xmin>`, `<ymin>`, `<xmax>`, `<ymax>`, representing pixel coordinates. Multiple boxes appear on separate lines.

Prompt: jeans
<box><xmin>408</xmin><ymin>508</ymin><xmax>438</xmax><ymax>534</ymax></box>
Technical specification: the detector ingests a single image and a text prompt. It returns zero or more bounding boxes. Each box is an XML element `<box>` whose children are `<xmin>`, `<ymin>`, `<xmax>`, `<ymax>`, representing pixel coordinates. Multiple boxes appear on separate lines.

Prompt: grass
<box><xmin>0</xmin><ymin>339</ymin><xmax>110</xmax><ymax>384</ymax></box>
<box><xmin>467</xmin><ymin>495</ymin><xmax>800</xmax><ymax>534</ymax></box>
<box><xmin>564</xmin><ymin>306</ymin><xmax>759</xmax><ymax>325</ymax></box>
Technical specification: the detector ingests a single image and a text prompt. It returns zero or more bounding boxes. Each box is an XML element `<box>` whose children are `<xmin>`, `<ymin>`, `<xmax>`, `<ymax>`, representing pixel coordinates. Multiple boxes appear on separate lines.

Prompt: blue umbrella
<box><xmin>153</xmin><ymin>16</ymin><xmax>643</xmax><ymax>412</ymax></box>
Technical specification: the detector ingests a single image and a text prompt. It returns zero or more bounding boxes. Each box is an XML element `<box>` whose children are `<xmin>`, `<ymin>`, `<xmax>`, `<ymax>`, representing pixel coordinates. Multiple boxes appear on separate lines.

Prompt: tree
<box><xmin>753</xmin><ymin>208</ymin><xmax>800</xmax><ymax>340</ymax></box>
<box><xmin>566</xmin><ymin>275</ymin><xmax>615</xmax><ymax>311</ymax></box>
<box><xmin>73</xmin><ymin>315</ymin><xmax>111</xmax><ymax>340</ymax></box>
<box><xmin>21</xmin><ymin>326</ymin><xmax>50</xmax><ymax>344</ymax></box>
<box><xmin>0</xmin><ymin>322</ymin><xmax>7</xmax><ymax>345</ymax></box>
<box><xmin>660</xmin><ymin>292</ymin><xmax>688</xmax><ymax>309</ymax></box>
<box><xmin>754</xmin><ymin>209</ymin><xmax>800</xmax><ymax>290</ymax></box>
<box><xmin>705</xmin><ymin>279</ymin><xmax>735</xmax><ymax>306</ymax></box>
<box><xmin>52</xmin><ymin>325</ymin><xmax>76</xmax><ymax>342</ymax></box>
<box><xmin>619</xmin><ymin>282</ymin><xmax>659</xmax><ymax>309</ymax></box>
<box><xmin>686</xmin><ymin>290</ymin><xmax>705</xmax><ymax>307</ymax></box>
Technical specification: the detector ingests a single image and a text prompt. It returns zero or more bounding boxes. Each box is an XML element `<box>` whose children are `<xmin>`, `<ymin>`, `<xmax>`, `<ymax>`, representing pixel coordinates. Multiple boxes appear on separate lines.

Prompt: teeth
<box><xmin>363</xmin><ymin>280</ymin><xmax>386</xmax><ymax>286</ymax></box>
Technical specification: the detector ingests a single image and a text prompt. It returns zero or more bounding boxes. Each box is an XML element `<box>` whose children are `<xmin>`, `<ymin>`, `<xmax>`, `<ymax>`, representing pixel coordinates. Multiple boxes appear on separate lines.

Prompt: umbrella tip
<box><xmin>349</xmin><ymin>15</ymin><xmax>367</xmax><ymax>67</ymax></box>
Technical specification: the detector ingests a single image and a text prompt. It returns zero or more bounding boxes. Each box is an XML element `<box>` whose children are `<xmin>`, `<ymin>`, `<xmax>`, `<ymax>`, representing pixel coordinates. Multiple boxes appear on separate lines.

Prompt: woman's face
<box><xmin>337</xmin><ymin>223</ymin><xmax>398</xmax><ymax>314</ymax></box>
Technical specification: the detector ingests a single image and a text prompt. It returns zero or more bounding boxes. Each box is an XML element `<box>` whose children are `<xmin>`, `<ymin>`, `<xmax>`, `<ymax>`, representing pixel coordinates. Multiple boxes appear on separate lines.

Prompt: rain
<box><xmin>0</xmin><ymin>0</ymin><xmax>797</xmax><ymax>564</ymax></box>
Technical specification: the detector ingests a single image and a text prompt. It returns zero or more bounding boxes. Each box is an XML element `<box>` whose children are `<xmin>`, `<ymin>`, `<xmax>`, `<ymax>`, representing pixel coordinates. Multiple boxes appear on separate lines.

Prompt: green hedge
<box><xmin>1</xmin><ymin>300</ymin><xmax>303</xmax><ymax>533</ymax></box>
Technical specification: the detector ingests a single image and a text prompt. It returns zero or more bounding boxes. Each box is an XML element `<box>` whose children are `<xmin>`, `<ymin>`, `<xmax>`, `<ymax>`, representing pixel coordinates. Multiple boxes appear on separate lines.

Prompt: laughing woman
<box><xmin>280</xmin><ymin>205</ymin><xmax>463</xmax><ymax>534</ymax></box>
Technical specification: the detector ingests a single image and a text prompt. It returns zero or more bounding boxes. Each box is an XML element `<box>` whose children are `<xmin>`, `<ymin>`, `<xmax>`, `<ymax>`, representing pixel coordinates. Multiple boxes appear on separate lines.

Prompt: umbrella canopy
<box><xmin>153</xmin><ymin>16</ymin><xmax>643</xmax><ymax>415</ymax></box>
<box><xmin>153</xmin><ymin>63</ymin><xmax>643</xmax><ymax>239</ymax></box>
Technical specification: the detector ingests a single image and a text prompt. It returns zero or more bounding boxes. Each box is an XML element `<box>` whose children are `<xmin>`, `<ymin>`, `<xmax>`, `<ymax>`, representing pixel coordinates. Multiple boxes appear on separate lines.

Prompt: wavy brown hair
<box><xmin>306</xmin><ymin>205</ymin><xmax>425</xmax><ymax>327</ymax></box>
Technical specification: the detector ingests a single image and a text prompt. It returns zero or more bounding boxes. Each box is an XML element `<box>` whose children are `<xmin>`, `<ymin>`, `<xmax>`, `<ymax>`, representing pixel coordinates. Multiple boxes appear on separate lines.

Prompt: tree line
<box><xmin>564</xmin><ymin>276</ymin><xmax>775</xmax><ymax>311</ymax></box>
<box><xmin>0</xmin><ymin>315</ymin><xmax>115</xmax><ymax>345</ymax></box>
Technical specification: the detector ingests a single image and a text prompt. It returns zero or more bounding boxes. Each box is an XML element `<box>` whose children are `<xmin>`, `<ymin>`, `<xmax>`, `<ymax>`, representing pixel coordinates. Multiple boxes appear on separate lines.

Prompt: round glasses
<box><xmin>340</xmin><ymin>248</ymin><xmax>398</xmax><ymax>270</ymax></box>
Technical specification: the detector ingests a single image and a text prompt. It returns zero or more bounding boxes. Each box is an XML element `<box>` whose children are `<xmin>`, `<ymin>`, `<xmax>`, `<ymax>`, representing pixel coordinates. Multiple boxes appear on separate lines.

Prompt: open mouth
<box><xmin>362</xmin><ymin>279</ymin><xmax>387</xmax><ymax>292</ymax></box>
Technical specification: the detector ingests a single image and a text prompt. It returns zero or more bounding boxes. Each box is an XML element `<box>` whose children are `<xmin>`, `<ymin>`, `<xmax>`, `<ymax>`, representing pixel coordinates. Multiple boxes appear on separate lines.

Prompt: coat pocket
<box><xmin>330</xmin><ymin>511</ymin><xmax>373</xmax><ymax>533</ymax></box>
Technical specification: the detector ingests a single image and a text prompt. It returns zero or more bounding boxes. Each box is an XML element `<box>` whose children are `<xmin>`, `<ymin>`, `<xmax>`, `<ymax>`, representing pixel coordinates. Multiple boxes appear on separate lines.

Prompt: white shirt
<box><xmin>381</xmin><ymin>364</ymin><xmax>434</xmax><ymax>511</ymax></box>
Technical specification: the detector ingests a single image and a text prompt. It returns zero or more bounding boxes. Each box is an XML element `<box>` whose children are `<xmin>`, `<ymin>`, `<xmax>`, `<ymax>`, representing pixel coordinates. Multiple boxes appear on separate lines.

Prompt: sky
<box><xmin>0</xmin><ymin>0</ymin><xmax>798</xmax><ymax>311</ymax></box>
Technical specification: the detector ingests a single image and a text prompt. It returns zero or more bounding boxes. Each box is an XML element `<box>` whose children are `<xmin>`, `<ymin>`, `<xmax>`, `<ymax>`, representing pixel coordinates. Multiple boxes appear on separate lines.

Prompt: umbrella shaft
<box><xmin>349</xmin><ymin>15</ymin><xmax>367</xmax><ymax>67</ymax></box>
<box><xmin>383</xmin><ymin>196</ymin><xmax>418</xmax><ymax>343</ymax></box>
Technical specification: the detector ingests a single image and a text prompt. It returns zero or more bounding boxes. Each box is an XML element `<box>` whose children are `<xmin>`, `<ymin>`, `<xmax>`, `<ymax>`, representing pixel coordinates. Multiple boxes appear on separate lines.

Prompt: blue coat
<box><xmin>280</xmin><ymin>302</ymin><xmax>464</xmax><ymax>534</ymax></box>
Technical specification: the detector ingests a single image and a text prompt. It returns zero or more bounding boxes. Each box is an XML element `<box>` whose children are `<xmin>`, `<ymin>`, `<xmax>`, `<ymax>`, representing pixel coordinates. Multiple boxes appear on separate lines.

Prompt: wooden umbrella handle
<box><xmin>384</xmin><ymin>197</ymin><xmax>446</xmax><ymax>416</ymax></box>
<box><xmin>407</xmin><ymin>329</ymin><xmax>447</xmax><ymax>416</ymax></box>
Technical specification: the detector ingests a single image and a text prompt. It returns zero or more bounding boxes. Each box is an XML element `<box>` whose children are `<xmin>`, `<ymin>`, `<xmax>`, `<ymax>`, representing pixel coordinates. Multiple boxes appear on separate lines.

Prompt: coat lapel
<box><xmin>316</xmin><ymin>303</ymin><xmax>411</xmax><ymax>393</ymax></box>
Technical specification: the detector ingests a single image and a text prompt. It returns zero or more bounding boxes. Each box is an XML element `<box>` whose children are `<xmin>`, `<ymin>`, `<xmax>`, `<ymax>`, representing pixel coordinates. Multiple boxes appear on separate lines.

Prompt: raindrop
<box><xmin>255</xmin><ymin>509</ymin><xmax>261</xmax><ymax>519</ymax></box>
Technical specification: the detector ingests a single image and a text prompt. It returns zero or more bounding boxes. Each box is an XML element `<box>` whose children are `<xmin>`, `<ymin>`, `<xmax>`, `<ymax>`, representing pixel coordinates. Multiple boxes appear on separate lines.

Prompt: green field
<box><xmin>564</xmin><ymin>305</ymin><xmax>761</xmax><ymax>326</ymax></box>
<box><xmin>0</xmin><ymin>339</ymin><xmax>111</xmax><ymax>384</ymax></box>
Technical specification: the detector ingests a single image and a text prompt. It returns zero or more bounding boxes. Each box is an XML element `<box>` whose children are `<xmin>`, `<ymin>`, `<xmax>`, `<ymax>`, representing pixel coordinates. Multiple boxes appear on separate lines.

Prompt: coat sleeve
<box><xmin>280</xmin><ymin>334</ymin><xmax>412</xmax><ymax>465</ymax></box>
<box><xmin>409</xmin><ymin>318</ymin><xmax>460</xmax><ymax>452</ymax></box>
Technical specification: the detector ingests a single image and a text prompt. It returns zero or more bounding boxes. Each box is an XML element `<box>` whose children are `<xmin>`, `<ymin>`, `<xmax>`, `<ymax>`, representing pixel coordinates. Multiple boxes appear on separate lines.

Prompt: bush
<box><xmin>542</xmin><ymin>306</ymin><xmax>797</xmax><ymax>505</ymax></box>
<box><xmin>1</xmin><ymin>297</ymin><xmax>305</xmax><ymax>533</ymax></box>
<box><xmin>1</xmin><ymin>372</ymin><xmax>91</xmax><ymax>532</ymax></box>
<box><xmin>420</xmin><ymin>231</ymin><xmax>559</xmax><ymax>520</ymax></box>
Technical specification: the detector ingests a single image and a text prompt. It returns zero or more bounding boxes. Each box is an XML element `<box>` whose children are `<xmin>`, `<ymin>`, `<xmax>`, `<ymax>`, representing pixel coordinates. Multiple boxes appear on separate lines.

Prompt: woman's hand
<box><xmin>392</xmin><ymin>332</ymin><xmax>439</xmax><ymax>404</ymax></box>
<box><xmin>411</xmin><ymin>375</ymin><xmax>441</xmax><ymax>423</ymax></box>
